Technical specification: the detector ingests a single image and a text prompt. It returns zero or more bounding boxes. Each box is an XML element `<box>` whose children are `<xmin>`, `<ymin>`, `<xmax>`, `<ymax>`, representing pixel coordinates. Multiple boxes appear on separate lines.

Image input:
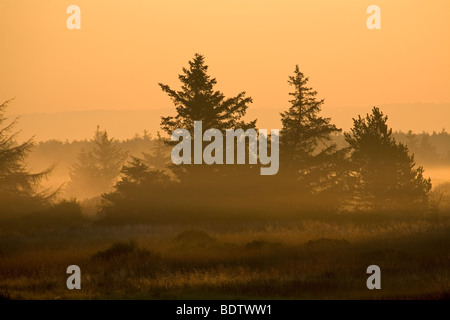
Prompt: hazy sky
<box><xmin>1</xmin><ymin>1</ymin><xmax>449</xmax><ymax>127</ymax></box>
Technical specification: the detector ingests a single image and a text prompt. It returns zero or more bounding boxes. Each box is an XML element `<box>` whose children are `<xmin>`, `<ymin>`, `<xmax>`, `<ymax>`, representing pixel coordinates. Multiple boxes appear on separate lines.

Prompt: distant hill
<box><xmin>9</xmin><ymin>102</ymin><xmax>450</xmax><ymax>142</ymax></box>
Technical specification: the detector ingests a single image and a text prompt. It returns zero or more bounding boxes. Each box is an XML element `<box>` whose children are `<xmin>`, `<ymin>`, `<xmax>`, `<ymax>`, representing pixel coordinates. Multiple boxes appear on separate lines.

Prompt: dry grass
<box><xmin>0</xmin><ymin>216</ymin><xmax>449</xmax><ymax>300</ymax></box>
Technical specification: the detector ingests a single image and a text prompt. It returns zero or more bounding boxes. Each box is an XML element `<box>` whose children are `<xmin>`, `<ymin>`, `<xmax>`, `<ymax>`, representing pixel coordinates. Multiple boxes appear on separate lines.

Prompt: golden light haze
<box><xmin>1</xmin><ymin>0</ymin><xmax>449</xmax><ymax>137</ymax></box>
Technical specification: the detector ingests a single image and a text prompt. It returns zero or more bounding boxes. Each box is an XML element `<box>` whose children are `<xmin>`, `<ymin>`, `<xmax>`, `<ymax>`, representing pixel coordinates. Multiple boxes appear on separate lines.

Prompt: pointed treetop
<box><xmin>160</xmin><ymin>53</ymin><xmax>255</xmax><ymax>135</ymax></box>
<box><xmin>280</xmin><ymin>65</ymin><xmax>340</xmax><ymax>160</ymax></box>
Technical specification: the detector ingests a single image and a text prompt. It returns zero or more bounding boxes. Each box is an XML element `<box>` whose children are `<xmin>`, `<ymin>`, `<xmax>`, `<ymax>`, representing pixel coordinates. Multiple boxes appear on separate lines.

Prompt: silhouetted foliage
<box><xmin>97</xmin><ymin>57</ymin><xmax>439</xmax><ymax>223</ymax></box>
<box><xmin>160</xmin><ymin>53</ymin><xmax>256</xmax><ymax>136</ymax></box>
<box><xmin>0</xmin><ymin>199</ymin><xmax>86</xmax><ymax>233</ymax></box>
<box><xmin>278</xmin><ymin>66</ymin><xmax>347</xmax><ymax>210</ymax></box>
<box><xmin>90</xmin><ymin>240</ymin><xmax>162</xmax><ymax>279</ymax></box>
<box><xmin>414</xmin><ymin>134</ymin><xmax>441</xmax><ymax>165</ymax></box>
<box><xmin>100</xmin><ymin>158</ymin><xmax>174</xmax><ymax>223</ymax></box>
<box><xmin>280</xmin><ymin>66</ymin><xmax>341</xmax><ymax>165</ymax></box>
<box><xmin>159</xmin><ymin>54</ymin><xmax>260</xmax><ymax>182</ymax></box>
<box><xmin>345</xmin><ymin>107</ymin><xmax>432</xmax><ymax>212</ymax></box>
<box><xmin>0</xmin><ymin>99</ymin><xmax>54</xmax><ymax>219</ymax></box>
<box><xmin>66</xmin><ymin>126</ymin><xmax>127</xmax><ymax>199</ymax></box>
<box><xmin>141</xmin><ymin>132</ymin><xmax>172</xmax><ymax>172</ymax></box>
<box><xmin>92</xmin><ymin>240</ymin><xmax>159</xmax><ymax>263</ymax></box>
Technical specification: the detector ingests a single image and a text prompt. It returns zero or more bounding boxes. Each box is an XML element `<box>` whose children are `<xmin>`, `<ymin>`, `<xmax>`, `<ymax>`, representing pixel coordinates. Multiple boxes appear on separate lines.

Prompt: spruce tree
<box><xmin>0</xmin><ymin>99</ymin><xmax>53</xmax><ymax>218</ymax></box>
<box><xmin>100</xmin><ymin>157</ymin><xmax>173</xmax><ymax>224</ymax></box>
<box><xmin>66</xmin><ymin>127</ymin><xmax>127</xmax><ymax>199</ymax></box>
<box><xmin>279</xmin><ymin>66</ymin><xmax>344</xmax><ymax>203</ymax></box>
<box><xmin>160</xmin><ymin>53</ymin><xmax>259</xmax><ymax>180</ymax></box>
<box><xmin>345</xmin><ymin>107</ymin><xmax>432</xmax><ymax>212</ymax></box>
<box><xmin>160</xmin><ymin>53</ymin><xmax>256</xmax><ymax>136</ymax></box>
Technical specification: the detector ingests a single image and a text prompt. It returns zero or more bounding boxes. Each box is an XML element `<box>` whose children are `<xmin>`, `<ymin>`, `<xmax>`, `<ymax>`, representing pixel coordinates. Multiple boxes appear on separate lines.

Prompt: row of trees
<box><xmin>0</xmin><ymin>54</ymin><xmax>433</xmax><ymax>222</ymax></box>
<box><xmin>100</xmin><ymin>54</ymin><xmax>432</xmax><ymax>222</ymax></box>
<box><xmin>396</xmin><ymin>131</ymin><xmax>449</xmax><ymax>165</ymax></box>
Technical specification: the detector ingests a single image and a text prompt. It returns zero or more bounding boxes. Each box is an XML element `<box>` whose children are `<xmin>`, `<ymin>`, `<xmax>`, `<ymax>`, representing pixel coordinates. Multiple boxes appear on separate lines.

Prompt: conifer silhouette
<box><xmin>345</xmin><ymin>107</ymin><xmax>432</xmax><ymax>212</ymax></box>
<box><xmin>66</xmin><ymin>126</ymin><xmax>127</xmax><ymax>199</ymax></box>
<box><xmin>0</xmin><ymin>99</ymin><xmax>54</xmax><ymax>218</ymax></box>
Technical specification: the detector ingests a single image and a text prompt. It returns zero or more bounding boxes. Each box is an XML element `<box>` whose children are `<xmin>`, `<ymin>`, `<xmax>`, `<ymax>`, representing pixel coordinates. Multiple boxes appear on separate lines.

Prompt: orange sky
<box><xmin>1</xmin><ymin>0</ymin><xmax>449</xmax><ymax>129</ymax></box>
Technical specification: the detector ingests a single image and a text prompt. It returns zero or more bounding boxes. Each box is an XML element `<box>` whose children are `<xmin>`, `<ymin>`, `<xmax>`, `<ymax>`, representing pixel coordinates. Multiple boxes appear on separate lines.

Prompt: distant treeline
<box><xmin>25</xmin><ymin>127</ymin><xmax>450</xmax><ymax>201</ymax></box>
<box><xmin>27</xmin><ymin>130</ymin><xmax>169</xmax><ymax>200</ymax></box>
<box><xmin>29</xmin><ymin>129</ymin><xmax>450</xmax><ymax>179</ymax></box>
<box><xmin>335</xmin><ymin>130</ymin><xmax>450</xmax><ymax>166</ymax></box>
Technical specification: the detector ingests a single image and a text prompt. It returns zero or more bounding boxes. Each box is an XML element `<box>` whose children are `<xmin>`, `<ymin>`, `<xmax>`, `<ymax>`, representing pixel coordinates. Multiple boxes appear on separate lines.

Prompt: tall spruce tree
<box><xmin>160</xmin><ymin>53</ymin><xmax>259</xmax><ymax>182</ymax></box>
<box><xmin>100</xmin><ymin>55</ymin><xmax>262</xmax><ymax>222</ymax></box>
<box><xmin>279</xmin><ymin>66</ymin><xmax>345</xmax><ymax>202</ymax></box>
<box><xmin>345</xmin><ymin>107</ymin><xmax>432</xmax><ymax>212</ymax></box>
<box><xmin>160</xmin><ymin>53</ymin><xmax>256</xmax><ymax>136</ymax></box>
<box><xmin>0</xmin><ymin>99</ymin><xmax>53</xmax><ymax>218</ymax></box>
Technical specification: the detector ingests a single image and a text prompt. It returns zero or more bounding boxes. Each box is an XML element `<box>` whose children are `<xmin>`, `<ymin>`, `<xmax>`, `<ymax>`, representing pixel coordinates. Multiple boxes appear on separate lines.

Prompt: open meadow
<box><xmin>1</xmin><ymin>212</ymin><xmax>449</xmax><ymax>300</ymax></box>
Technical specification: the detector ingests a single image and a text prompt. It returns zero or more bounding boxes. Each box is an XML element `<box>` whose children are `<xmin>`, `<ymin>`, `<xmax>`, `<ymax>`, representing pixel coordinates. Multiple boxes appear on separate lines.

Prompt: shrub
<box><xmin>174</xmin><ymin>229</ymin><xmax>217</xmax><ymax>248</ymax></box>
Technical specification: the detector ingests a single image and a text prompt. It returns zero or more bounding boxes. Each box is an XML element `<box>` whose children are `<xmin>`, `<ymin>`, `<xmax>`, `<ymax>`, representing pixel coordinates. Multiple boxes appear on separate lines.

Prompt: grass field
<box><xmin>1</xmin><ymin>213</ymin><xmax>449</xmax><ymax>300</ymax></box>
